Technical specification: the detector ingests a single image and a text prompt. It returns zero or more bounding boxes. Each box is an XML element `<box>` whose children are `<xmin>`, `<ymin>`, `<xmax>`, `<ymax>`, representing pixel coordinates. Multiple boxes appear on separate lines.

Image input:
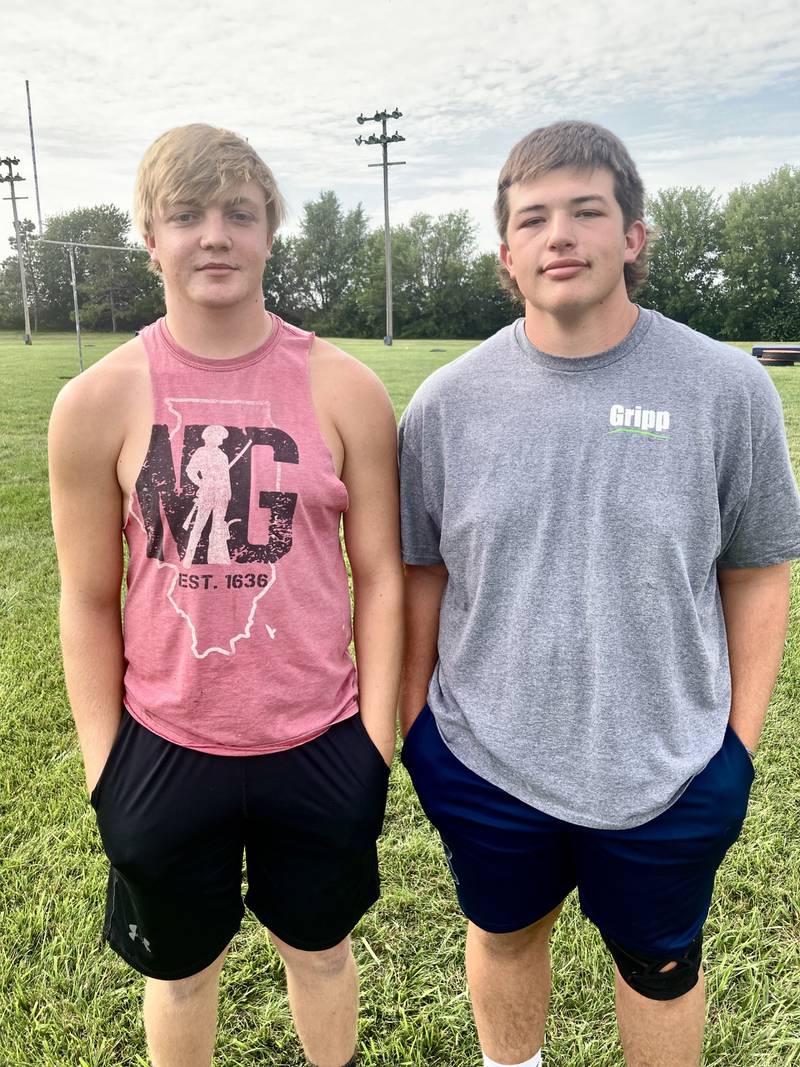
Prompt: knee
<box><xmin>470</xmin><ymin>904</ymin><xmax>562</xmax><ymax>958</ymax></box>
<box><xmin>147</xmin><ymin>949</ymin><xmax>227</xmax><ymax>1003</ymax></box>
<box><xmin>604</xmin><ymin>931</ymin><xmax>703</xmax><ymax>1001</ymax></box>
<box><xmin>270</xmin><ymin>933</ymin><xmax>353</xmax><ymax>980</ymax></box>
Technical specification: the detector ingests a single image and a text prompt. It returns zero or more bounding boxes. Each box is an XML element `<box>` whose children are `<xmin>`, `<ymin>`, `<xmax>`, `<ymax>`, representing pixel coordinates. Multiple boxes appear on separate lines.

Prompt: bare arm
<box><xmin>332</xmin><ymin>352</ymin><xmax>404</xmax><ymax>766</ymax></box>
<box><xmin>49</xmin><ymin>377</ymin><xmax>127</xmax><ymax>794</ymax></box>
<box><xmin>399</xmin><ymin>563</ymin><xmax>448</xmax><ymax>736</ymax></box>
<box><xmin>718</xmin><ymin>561</ymin><xmax>792</xmax><ymax>753</ymax></box>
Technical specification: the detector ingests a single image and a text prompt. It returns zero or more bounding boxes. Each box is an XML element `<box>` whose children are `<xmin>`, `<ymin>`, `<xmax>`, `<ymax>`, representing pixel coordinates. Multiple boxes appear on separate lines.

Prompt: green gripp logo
<box><xmin>608</xmin><ymin>404</ymin><xmax>670</xmax><ymax>440</ymax></box>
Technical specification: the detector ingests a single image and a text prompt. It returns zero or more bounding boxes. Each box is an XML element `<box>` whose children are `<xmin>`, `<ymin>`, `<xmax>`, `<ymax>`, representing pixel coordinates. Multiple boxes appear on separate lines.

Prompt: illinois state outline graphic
<box><xmin>129</xmin><ymin>396</ymin><xmax>299</xmax><ymax>659</ymax></box>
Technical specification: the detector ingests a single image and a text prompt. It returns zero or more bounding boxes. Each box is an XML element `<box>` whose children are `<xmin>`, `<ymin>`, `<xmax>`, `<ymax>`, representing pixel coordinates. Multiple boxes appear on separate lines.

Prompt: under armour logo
<box><xmin>128</xmin><ymin>923</ymin><xmax>152</xmax><ymax>953</ymax></box>
<box><xmin>443</xmin><ymin>844</ymin><xmax>460</xmax><ymax>886</ymax></box>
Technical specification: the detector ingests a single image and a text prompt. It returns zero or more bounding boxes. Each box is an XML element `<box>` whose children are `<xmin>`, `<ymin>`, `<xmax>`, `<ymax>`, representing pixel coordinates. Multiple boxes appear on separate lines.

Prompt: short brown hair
<box><xmin>495</xmin><ymin>120</ymin><xmax>648</xmax><ymax>300</ymax></box>
<box><xmin>134</xmin><ymin>124</ymin><xmax>286</xmax><ymax>273</ymax></box>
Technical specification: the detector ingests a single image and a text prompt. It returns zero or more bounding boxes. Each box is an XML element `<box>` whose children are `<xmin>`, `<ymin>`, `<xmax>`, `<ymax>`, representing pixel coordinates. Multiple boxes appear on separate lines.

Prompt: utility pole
<box><xmin>0</xmin><ymin>156</ymin><xmax>32</xmax><ymax>345</ymax></box>
<box><xmin>355</xmin><ymin>108</ymin><xmax>405</xmax><ymax>346</ymax></box>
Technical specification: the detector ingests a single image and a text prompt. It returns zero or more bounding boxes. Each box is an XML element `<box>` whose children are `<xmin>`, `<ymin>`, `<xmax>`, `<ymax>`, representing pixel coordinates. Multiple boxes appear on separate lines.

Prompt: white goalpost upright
<box><xmin>6</xmin><ymin>80</ymin><xmax>149</xmax><ymax>371</ymax></box>
<box><xmin>31</xmin><ymin>237</ymin><xmax>149</xmax><ymax>372</ymax></box>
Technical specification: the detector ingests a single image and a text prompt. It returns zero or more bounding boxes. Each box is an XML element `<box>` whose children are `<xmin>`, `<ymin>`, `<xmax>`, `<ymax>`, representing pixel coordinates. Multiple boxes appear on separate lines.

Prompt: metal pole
<box><xmin>381</xmin><ymin>116</ymin><xmax>393</xmax><ymax>346</ymax></box>
<box><xmin>13</xmin><ymin>218</ymin><xmax>32</xmax><ymax>344</ymax></box>
<box><xmin>25</xmin><ymin>81</ymin><xmax>43</xmax><ymax>235</ymax></box>
<box><xmin>67</xmin><ymin>245</ymin><xmax>84</xmax><ymax>373</ymax></box>
<box><xmin>2</xmin><ymin>158</ymin><xmax>32</xmax><ymax>344</ymax></box>
<box><xmin>355</xmin><ymin>109</ymin><xmax>404</xmax><ymax>346</ymax></box>
<box><xmin>33</xmin><ymin>237</ymin><xmax>148</xmax><ymax>253</ymax></box>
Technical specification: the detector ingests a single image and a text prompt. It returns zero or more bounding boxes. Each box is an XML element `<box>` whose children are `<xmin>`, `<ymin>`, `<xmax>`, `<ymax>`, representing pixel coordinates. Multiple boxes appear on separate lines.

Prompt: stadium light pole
<box><xmin>0</xmin><ymin>156</ymin><xmax>33</xmax><ymax>345</ymax></box>
<box><xmin>355</xmin><ymin>108</ymin><xmax>405</xmax><ymax>346</ymax></box>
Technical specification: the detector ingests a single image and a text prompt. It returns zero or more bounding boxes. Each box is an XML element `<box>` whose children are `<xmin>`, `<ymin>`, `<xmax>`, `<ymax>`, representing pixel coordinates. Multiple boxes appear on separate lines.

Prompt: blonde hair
<box><xmin>495</xmin><ymin>120</ymin><xmax>649</xmax><ymax>300</ymax></box>
<box><xmin>134</xmin><ymin>124</ymin><xmax>286</xmax><ymax>272</ymax></box>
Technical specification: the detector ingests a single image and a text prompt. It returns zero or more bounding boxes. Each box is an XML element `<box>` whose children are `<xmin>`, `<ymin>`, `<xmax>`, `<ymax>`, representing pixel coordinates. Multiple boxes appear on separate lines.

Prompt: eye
<box><xmin>230</xmin><ymin>211</ymin><xmax>255</xmax><ymax>223</ymax></box>
<box><xmin>171</xmin><ymin>211</ymin><xmax>196</xmax><ymax>224</ymax></box>
<box><xmin>577</xmin><ymin>210</ymin><xmax>602</xmax><ymax>219</ymax></box>
<box><xmin>521</xmin><ymin>216</ymin><xmax>545</xmax><ymax>227</ymax></box>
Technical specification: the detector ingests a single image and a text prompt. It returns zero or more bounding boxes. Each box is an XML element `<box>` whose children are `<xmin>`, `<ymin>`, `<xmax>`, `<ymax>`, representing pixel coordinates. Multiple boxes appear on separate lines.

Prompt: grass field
<box><xmin>1</xmin><ymin>330</ymin><xmax>799</xmax><ymax>1067</ymax></box>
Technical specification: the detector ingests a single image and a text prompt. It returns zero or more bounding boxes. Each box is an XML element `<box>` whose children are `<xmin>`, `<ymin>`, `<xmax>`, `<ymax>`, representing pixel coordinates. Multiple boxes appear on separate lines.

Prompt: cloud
<box><xmin>637</xmin><ymin>134</ymin><xmax>800</xmax><ymax>166</ymax></box>
<box><xmin>0</xmin><ymin>0</ymin><xmax>798</xmax><ymax>252</ymax></box>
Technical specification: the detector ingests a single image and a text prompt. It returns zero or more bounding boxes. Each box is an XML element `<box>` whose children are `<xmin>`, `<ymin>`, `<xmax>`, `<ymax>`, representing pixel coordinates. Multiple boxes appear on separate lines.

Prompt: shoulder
<box><xmin>643</xmin><ymin>309</ymin><xmax>782</xmax><ymax>415</ymax></box>
<box><xmin>50</xmin><ymin>335</ymin><xmax>149</xmax><ymax>448</ymax></box>
<box><xmin>401</xmin><ymin>322</ymin><xmax>518</xmax><ymax>425</ymax></box>
<box><xmin>309</xmin><ymin>336</ymin><xmax>394</xmax><ymax>412</ymax></box>
<box><xmin>644</xmin><ymin>310</ymin><xmax>767</xmax><ymax>382</ymax></box>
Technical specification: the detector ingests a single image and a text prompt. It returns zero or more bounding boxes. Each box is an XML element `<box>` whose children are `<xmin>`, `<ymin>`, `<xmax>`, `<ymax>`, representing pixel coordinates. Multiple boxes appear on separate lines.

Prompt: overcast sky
<box><xmin>2</xmin><ymin>0</ymin><xmax>799</xmax><ymax>254</ymax></box>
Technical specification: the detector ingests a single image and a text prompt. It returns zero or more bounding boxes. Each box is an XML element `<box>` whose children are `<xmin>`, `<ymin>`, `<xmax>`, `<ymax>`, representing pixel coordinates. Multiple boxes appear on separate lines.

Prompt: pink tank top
<box><xmin>122</xmin><ymin>315</ymin><xmax>358</xmax><ymax>754</ymax></box>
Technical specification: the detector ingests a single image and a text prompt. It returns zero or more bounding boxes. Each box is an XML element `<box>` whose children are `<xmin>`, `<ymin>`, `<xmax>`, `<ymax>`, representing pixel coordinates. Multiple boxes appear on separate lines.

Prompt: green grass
<box><xmin>1</xmin><ymin>330</ymin><xmax>799</xmax><ymax>1066</ymax></box>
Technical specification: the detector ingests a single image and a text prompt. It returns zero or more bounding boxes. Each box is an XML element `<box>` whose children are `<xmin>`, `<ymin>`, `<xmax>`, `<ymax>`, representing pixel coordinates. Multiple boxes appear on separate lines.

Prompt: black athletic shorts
<box><xmin>91</xmin><ymin>707</ymin><xmax>390</xmax><ymax>980</ymax></box>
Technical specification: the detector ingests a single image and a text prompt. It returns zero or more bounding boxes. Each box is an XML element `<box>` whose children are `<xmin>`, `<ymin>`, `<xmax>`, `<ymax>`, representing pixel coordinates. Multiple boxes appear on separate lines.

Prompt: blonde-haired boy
<box><xmin>50</xmin><ymin>123</ymin><xmax>402</xmax><ymax>1067</ymax></box>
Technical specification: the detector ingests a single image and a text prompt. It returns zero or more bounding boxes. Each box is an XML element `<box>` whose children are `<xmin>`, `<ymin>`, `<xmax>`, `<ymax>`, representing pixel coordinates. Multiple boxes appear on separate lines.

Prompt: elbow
<box><xmin>351</xmin><ymin>563</ymin><xmax>405</xmax><ymax>605</ymax></box>
<box><xmin>59</xmin><ymin>586</ymin><xmax>122</xmax><ymax>623</ymax></box>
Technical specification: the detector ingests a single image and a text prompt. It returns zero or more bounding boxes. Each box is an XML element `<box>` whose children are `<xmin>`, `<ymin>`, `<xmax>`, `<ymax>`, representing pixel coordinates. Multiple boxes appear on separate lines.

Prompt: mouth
<box><xmin>197</xmin><ymin>263</ymin><xmax>238</xmax><ymax>272</ymax></box>
<box><xmin>542</xmin><ymin>259</ymin><xmax>588</xmax><ymax>279</ymax></box>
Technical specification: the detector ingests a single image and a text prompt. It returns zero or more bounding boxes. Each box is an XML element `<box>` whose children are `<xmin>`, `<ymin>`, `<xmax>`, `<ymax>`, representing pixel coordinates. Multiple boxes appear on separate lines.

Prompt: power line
<box><xmin>355</xmin><ymin>108</ymin><xmax>406</xmax><ymax>347</ymax></box>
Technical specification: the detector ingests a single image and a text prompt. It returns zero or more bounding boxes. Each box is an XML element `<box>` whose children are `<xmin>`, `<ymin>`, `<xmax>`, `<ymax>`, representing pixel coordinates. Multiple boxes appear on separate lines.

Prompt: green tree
<box><xmin>0</xmin><ymin>252</ymin><xmax>24</xmax><ymax>329</ymax></box>
<box><xmin>355</xmin><ymin>225</ymin><xmax>426</xmax><ymax>338</ymax></box>
<box><xmin>0</xmin><ymin>219</ymin><xmax>42</xmax><ymax>331</ymax></box>
<box><xmin>405</xmin><ymin>211</ymin><xmax>476</xmax><ymax>336</ymax></box>
<box><xmin>460</xmin><ymin>252</ymin><xmax>518</xmax><ymax>338</ymax></box>
<box><xmin>262</xmin><ymin>234</ymin><xmax>303</xmax><ymax>325</ymax></box>
<box><xmin>638</xmin><ymin>187</ymin><xmax>724</xmax><ymax>337</ymax></box>
<box><xmin>720</xmin><ymin>166</ymin><xmax>800</xmax><ymax>340</ymax></box>
<box><xmin>293</xmin><ymin>191</ymin><xmax>369</xmax><ymax>331</ymax></box>
<box><xmin>360</xmin><ymin>211</ymin><xmax>482</xmax><ymax>338</ymax></box>
<box><xmin>31</xmin><ymin>205</ymin><xmax>162</xmax><ymax>330</ymax></box>
<box><xmin>16</xmin><ymin>219</ymin><xmax>42</xmax><ymax>331</ymax></box>
<box><xmin>348</xmin><ymin>212</ymin><xmax>516</xmax><ymax>339</ymax></box>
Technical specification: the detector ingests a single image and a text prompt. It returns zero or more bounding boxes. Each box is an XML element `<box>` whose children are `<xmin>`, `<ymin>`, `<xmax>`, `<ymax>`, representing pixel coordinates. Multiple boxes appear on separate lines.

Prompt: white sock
<box><xmin>482</xmin><ymin>1050</ymin><xmax>542</xmax><ymax>1067</ymax></box>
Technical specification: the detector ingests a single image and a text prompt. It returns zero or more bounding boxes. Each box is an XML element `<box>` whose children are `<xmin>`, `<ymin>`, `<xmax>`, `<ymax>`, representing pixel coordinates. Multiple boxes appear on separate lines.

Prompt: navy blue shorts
<box><xmin>92</xmin><ymin>708</ymin><xmax>390</xmax><ymax>980</ymax></box>
<box><xmin>401</xmin><ymin>705</ymin><xmax>754</xmax><ymax>958</ymax></box>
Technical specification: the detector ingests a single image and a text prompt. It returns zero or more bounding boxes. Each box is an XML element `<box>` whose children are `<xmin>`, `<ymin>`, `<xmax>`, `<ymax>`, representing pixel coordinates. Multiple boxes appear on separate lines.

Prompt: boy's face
<box><xmin>145</xmin><ymin>180</ymin><xmax>272</xmax><ymax>310</ymax></box>
<box><xmin>499</xmin><ymin>166</ymin><xmax>645</xmax><ymax>319</ymax></box>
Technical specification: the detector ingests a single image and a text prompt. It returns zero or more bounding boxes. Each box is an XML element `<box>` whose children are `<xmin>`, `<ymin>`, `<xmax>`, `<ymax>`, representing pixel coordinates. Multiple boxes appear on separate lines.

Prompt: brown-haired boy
<box><xmin>399</xmin><ymin>119</ymin><xmax>800</xmax><ymax>1067</ymax></box>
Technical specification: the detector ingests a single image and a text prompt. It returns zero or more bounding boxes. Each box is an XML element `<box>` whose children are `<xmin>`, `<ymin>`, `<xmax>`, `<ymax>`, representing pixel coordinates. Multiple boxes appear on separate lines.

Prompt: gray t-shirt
<box><xmin>399</xmin><ymin>308</ymin><xmax>800</xmax><ymax>829</ymax></box>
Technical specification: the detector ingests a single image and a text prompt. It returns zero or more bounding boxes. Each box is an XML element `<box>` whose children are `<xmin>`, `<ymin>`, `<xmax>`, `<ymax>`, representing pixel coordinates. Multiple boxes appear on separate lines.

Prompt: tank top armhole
<box><xmin>122</xmin><ymin>325</ymin><xmax>159</xmax><ymax>528</ymax></box>
<box><xmin>300</xmin><ymin>332</ymin><xmax>350</xmax><ymax>512</ymax></box>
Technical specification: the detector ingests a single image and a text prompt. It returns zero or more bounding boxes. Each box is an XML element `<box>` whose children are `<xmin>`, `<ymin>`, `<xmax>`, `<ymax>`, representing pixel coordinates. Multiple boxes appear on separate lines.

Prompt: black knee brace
<box><xmin>602</xmin><ymin>930</ymin><xmax>703</xmax><ymax>1001</ymax></box>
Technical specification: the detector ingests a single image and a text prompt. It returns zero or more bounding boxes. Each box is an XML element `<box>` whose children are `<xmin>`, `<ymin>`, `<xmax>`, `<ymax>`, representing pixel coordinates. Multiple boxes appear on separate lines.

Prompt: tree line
<box><xmin>1</xmin><ymin>166</ymin><xmax>798</xmax><ymax>340</ymax></box>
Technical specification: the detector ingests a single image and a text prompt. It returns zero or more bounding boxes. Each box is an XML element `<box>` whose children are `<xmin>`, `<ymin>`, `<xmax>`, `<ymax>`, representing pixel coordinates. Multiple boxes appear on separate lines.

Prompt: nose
<box><xmin>545</xmin><ymin>210</ymin><xmax>576</xmax><ymax>250</ymax></box>
<box><xmin>199</xmin><ymin>211</ymin><xmax>232</xmax><ymax>250</ymax></box>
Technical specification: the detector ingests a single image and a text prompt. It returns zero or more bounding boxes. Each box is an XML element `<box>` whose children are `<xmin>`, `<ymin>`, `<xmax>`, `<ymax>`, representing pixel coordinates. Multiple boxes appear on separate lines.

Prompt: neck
<box><xmin>163</xmin><ymin>290</ymin><xmax>272</xmax><ymax>359</ymax></box>
<box><xmin>524</xmin><ymin>289</ymin><xmax>638</xmax><ymax>358</ymax></box>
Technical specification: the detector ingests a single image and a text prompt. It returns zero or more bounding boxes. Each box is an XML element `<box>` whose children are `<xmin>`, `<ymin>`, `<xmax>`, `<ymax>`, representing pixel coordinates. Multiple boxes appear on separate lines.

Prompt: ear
<box><xmin>144</xmin><ymin>232</ymin><xmax>158</xmax><ymax>264</ymax></box>
<box><xmin>499</xmin><ymin>241</ymin><xmax>515</xmax><ymax>279</ymax></box>
<box><xmin>265</xmin><ymin>232</ymin><xmax>274</xmax><ymax>261</ymax></box>
<box><xmin>623</xmin><ymin>220</ymin><xmax>647</xmax><ymax>263</ymax></box>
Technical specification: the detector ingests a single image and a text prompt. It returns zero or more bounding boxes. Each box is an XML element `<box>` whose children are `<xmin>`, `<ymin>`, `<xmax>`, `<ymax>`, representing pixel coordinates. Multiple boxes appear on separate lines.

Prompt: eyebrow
<box><xmin>167</xmin><ymin>197</ymin><xmax>261</xmax><ymax>211</ymax></box>
<box><xmin>514</xmin><ymin>194</ymin><xmax>610</xmax><ymax>215</ymax></box>
<box><xmin>223</xmin><ymin>196</ymin><xmax>261</xmax><ymax>209</ymax></box>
